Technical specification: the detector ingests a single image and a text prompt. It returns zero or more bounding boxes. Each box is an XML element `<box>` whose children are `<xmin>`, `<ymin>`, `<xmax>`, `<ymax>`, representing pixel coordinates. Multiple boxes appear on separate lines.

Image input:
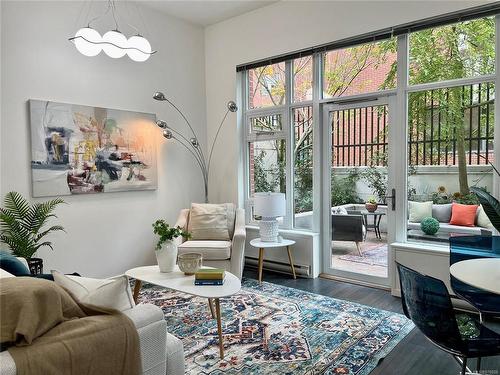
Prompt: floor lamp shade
<box><xmin>254</xmin><ymin>192</ymin><xmax>285</xmax><ymax>242</ymax></box>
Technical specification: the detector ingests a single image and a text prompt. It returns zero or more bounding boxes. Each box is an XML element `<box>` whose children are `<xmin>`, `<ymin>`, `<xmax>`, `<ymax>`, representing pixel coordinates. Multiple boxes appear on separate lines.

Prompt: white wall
<box><xmin>204</xmin><ymin>0</ymin><xmax>487</xmax><ymax>204</ymax></box>
<box><xmin>0</xmin><ymin>1</ymin><xmax>206</xmax><ymax>277</ymax></box>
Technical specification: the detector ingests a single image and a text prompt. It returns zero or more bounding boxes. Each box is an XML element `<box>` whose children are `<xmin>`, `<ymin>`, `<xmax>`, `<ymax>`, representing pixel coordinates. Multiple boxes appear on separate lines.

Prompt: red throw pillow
<box><xmin>449</xmin><ymin>202</ymin><xmax>479</xmax><ymax>227</ymax></box>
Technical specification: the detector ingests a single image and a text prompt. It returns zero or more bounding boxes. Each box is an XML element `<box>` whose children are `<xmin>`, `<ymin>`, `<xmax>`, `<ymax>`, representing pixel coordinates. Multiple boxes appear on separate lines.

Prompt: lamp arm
<box><xmin>168</xmin><ymin>125</ymin><xmax>207</xmax><ymax>172</ymax></box>
<box><xmin>172</xmin><ymin>135</ymin><xmax>208</xmax><ymax>185</ymax></box>
<box><xmin>163</xmin><ymin>96</ymin><xmax>207</xmax><ymax>164</ymax></box>
<box><xmin>207</xmin><ymin>108</ymin><xmax>230</xmax><ymax>180</ymax></box>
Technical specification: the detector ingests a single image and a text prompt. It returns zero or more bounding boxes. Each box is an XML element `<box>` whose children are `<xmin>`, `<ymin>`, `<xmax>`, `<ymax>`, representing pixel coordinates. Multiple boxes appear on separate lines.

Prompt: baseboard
<box><xmin>245</xmin><ymin>256</ymin><xmax>311</xmax><ymax>277</ymax></box>
<box><xmin>319</xmin><ymin>273</ymin><xmax>391</xmax><ymax>291</ymax></box>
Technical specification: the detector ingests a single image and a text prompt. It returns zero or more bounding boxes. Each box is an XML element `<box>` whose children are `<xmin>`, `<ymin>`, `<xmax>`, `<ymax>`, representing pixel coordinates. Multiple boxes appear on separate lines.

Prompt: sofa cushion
<box><xmin>0</xmin><ymin>251</ymin><xmax>31</xmax><ymax>276</ymax></box>
<box><xmin>407</xmin><ymin>221</ymin><xmax>484</xmax><ymax>235</ymax></box>
<box><xmin>450</xmin><ymin>202</ymin><xmax>478</xmax><ymax>227</ymax></box>
<box><xmin>408</xmin><ymin>201</ymin><xmax>432</xmax><ymax>223</ymax></box>
<box><xmin>476</xmin><ymin>205</ymin><xmax>494</xmax><ymax>229</ymax></box>
<box><xmin>187</xmin><ymin>203</ymin><xmax>234</xmax><ymax>241</ymax></box>
<box><xmin>432</xmin><ymin>203</ymin><xmax>452</xmax><ymax>223</ymax></box>
<box><xmin>52</xmin><ymin>271</ymin><xmax>135</xmax><ymax>311</ymax></box>
<box><xmin>178</xmin><ymin>240</ymin><xmax>231</xmax><ymax>260</ymax></box>
<box><xmin>0</xmin><ymin>268</ymin><xmax>15</xmax><ymax>278</ymax></box>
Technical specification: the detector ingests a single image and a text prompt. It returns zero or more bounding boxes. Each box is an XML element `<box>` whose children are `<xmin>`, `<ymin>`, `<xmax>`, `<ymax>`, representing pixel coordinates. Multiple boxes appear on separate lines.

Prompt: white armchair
<box><xmin>175</xmin><ymin>205</ymin><xmax>246</xmax><ymax>279</ymax></box>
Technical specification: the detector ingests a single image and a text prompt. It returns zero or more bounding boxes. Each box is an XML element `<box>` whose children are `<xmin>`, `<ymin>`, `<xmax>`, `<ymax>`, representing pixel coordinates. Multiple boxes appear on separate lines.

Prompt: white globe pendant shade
<box><xmin>127</xmin><ymin>35</ymin><xmax>152</xmax><ymax>62</ymax></box>
<box><xmin>73</xmin><ymin>27</ymin><xmax>102</xmax><ymax>57</ymax></box>
<box><xmin>102</xmin><ymin>30</ymin><xmax>127</xmax><ymax>58</ymax></box>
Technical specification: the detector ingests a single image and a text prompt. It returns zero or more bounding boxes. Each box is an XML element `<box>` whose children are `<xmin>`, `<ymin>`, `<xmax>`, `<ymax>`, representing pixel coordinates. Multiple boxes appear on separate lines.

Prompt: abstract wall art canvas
<box><xmin>30</xmin><ymin>100</ymin><xmax>157</xmax><ymax>197</ymax></box>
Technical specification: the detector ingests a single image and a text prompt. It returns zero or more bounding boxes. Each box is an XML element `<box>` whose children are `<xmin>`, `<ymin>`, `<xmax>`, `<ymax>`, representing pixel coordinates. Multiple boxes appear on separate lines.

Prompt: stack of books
<box><xmin>194</xmin><ymin>268</ymin><xmax>225</xmax><ymax>286</ymax></box>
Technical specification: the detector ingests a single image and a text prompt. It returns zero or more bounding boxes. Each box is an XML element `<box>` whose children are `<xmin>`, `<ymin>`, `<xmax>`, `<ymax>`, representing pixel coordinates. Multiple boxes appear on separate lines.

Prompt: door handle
<box><xmin>385</xmin><ymin>188</ymin><xmax>396</xmax><ymax>211</ymax></box>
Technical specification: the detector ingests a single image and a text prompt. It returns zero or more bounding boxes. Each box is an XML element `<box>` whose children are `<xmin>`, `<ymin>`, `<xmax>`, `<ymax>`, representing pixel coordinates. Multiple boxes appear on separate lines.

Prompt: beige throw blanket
<box><xmin>0</xmin><ymin>277</ymin><xmax>141</xmax><ymax>375</ymax></box>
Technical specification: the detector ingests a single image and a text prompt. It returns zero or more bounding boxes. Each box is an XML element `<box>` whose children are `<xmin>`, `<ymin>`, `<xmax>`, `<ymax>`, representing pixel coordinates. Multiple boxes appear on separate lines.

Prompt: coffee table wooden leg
<box><xmin>287</xmin><ymin>246</ymin><xmax>297</xmax><ymax>279</ymax></box>
<box><xmin>214</xmin><ymin>298</ymin><xmax>224</xmax><ymax>359</ymax></box>
<box><xmin>258</xmin><ymin>248</ymin><xmax>264</xmax><ymax>284</ymax></box>
<box><xmin>133</xmin><ymin>279</ymin><xmax>142</xmax><ymax>304</ymax></box>
<box><xmin>208</xmin><ymin>298</ymin><xmax>215</xmax><ymax>319</ymax></box>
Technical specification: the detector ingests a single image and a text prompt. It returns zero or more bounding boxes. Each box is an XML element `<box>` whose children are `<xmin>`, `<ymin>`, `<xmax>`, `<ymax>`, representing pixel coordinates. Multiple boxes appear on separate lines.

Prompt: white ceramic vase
<box><xmin>155</xmin><ymin>240</ymin><xmax>178</xmax><ymax>273</ymax></box>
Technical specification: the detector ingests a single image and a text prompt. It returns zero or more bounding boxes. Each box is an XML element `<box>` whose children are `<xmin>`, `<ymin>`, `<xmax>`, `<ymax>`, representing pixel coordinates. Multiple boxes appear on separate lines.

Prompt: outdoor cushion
<box><xmin>408</xmin><ymin>201</ymin><xmax>433</xmax><ymax>223</ymax></box>
<box><xmin>407</xmin><ymin>222</ymin><xmax>486</xmax><ymax>235</ymax></box>
<box><xmin>476</xmin><ymin>205</ymin><xmax>494</xmax><ymax>229</ymax></box>
<box><xmin>178</xmin><ymin>240</ymin><xmax>231</xmax><ymax>260</ymax></box>
<box><xmin>332</xmin><ymin>206</ymin><xmax>348</xmax><ymax>215</ymax></box>
<box><xmin>450</xmin><ymin>203</ymin><xmax>479</xmax><ymax>227</ymax></box>
<box><xmin>432</xmin><ymin>203</ymin><xmax>452</xmax><ymax>223</ymax></box>
<box><xmin>0</xmin><ymin>251</ymin><xmax>30</xmax><ymax>276</ymax></box>
<box><xmin>187</xmin><ymin>203</ymin><xmax>234</xmax><ymax>241</ymax></box>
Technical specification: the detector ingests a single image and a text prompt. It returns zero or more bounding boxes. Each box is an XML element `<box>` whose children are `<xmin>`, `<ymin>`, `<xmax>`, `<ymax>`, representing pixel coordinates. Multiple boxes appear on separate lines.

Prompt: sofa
<box><xmin>0</xmin><ymin>258</ymin><xmax>185</xmax><ymax>375</ymax></box>
<box><xmin>175</xmin><ymin>203</ymin><xmax>246</xmax><ymax>279</ymax></box>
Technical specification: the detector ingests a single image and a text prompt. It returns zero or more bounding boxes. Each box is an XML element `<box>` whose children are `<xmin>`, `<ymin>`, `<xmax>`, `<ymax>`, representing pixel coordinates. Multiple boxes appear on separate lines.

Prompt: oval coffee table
<box><xmin>126</xmin><ymin>265</ymin><xmax>241</xmax><ymax>359</ymax></box>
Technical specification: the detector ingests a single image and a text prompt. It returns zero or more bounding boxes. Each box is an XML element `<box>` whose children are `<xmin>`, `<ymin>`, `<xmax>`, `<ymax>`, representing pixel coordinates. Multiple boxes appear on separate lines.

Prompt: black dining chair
<box><xmin>450</xmin><ymin>236</ymin><xmax>500</xmax><ymax>315</ymax></box>
<box><xmin>397</xmin><ymin>262</ymin><xmax>500</xmax><ymax>375</ymax></box>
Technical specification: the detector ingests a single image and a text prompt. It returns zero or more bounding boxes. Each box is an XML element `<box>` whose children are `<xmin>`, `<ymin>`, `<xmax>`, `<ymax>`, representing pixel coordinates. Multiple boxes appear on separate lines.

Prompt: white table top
<box><xmin>249</xmin><ymin>238</ymin><xmax>296</xmax><ymax>248</ymax></box>
<box><xmin>450</xmin><ymin>258</ymin><xmax>500</xmax><ymax>295</ymax></box>
<box><xmin>126</xmin><ymin>265</ymin><xmax>241</xmax><ymax>299</ymax></box>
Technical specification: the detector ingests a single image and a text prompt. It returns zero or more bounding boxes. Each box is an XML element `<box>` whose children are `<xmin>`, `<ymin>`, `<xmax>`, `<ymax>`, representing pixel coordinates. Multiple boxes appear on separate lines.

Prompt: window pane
<box><xmin>249</xmin><ymin>139</ymin><xmax>286</xmax><ymax>221</ymax></box>
<box><xmin>409</xmin><ymin>17</ymin><xmax>495</xmax><ymax>85</ymax></box>
<box><xmin>293</xmin><ymin>106</ymin><xmax>313</xmax><ymax>229</ymax></box>
<box><xmin>407</xmin><ymin>83</ymin><xmax>495</xmax><ymax>244</ymax></box>
<box><xmin>248</xmin><ymin>63</ymin><xmax>286</xmax><ymax>109</ymax></box>
<box><xmin>293</xmin><ymin>56</ymin><xmax>313</xmax><ymax>102</ymax></box>
<box><xmin>250</xmin><ymin>113</ymin><xmax>282</xmax><ymax>133</ymax></box>
<box><xmin>323</xmin><ymin>39</ymin><xmax>396</xmax><ymax>99</ymax></box>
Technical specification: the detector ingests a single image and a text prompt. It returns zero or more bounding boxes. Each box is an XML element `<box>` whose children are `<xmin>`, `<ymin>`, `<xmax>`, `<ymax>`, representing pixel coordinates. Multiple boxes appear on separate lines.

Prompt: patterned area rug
<box><xmin>338</xmin><ymin>244</ymin><xmax>388</xmax><ymax>267</ymax></box>
<box><xmin>137</xmin><ymin>279</ymin><xmax>413</xmax><ymax>375</ymax></box>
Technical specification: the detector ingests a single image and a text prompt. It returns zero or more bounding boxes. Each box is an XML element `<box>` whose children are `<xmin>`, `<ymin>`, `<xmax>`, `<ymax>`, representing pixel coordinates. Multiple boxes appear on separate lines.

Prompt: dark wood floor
<box><xmin>243</xmin><ymin>268</ymin><xmax>500</xmax><ymax>375</ymax></box>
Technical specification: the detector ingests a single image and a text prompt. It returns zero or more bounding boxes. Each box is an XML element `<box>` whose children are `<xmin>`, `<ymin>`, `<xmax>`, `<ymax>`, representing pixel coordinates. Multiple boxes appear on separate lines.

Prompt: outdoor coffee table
<box><xmin>126</xmin><ymin>265</ymin><xmax>241</xmax><ymax>359</ymax></box>
<box><xmin>360</xmin><ymin>210</ymin><xmax>385</xmax><ymax>239</ymax></box>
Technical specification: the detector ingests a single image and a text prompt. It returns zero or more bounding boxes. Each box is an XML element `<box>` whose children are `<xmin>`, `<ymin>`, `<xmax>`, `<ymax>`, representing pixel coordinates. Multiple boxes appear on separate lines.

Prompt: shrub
<box><xmin>420</xmin><ymin>217</ymin><xmax>440</xmax><ymax>235</ymax></box>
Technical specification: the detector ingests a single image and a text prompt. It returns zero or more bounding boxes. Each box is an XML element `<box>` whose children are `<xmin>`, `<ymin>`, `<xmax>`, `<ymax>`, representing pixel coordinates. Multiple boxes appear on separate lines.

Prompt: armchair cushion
<box><xmin>0</xmin><ymin>251</ymin><xmax>31</xmax><ymax>276</ymax></box>
<box><xmin>178</xmin><ymin>240</ymin><xmax>231</xmax><ymax>260</ymax></box>
<box><xmin>187</xmin><ymin>203</ymin><xmax>235</xmax><ymax>240</ymax></box>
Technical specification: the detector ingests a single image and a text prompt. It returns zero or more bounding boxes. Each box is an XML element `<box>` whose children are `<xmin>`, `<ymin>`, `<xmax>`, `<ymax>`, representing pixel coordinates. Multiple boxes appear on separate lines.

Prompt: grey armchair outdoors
<box><xmin>174</xmin><ymin>207</ymin><xmax>246</xmax><ymax>279</ymax></box>
<box><xmin>332</xmin><ymin>211</ymin><xmax>365</xmax><ymax>256</ymax></box>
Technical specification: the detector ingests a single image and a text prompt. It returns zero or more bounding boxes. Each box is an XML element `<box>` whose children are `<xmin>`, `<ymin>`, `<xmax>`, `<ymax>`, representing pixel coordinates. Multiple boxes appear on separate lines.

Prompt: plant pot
<box><xmin>155</xmin><ymin>240</ymin><xmax>178</xmax><ymax>273</ymax></box>
<box><xmin>365</xmin><ymin>202</ymin><xmax>378</xmax><ymax>212</ymax></box>
<box><xmin>27</xmin><ymin>257</ymin><xmax>43</xmax><ymax>275</ymax></box>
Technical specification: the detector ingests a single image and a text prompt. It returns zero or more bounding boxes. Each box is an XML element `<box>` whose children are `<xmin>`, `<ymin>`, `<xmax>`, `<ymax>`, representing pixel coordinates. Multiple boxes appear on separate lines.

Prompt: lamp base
<box><xmin>259</xmin><ymin>218</ymin><xmax>279</xmax><ymax>242</ymax></box>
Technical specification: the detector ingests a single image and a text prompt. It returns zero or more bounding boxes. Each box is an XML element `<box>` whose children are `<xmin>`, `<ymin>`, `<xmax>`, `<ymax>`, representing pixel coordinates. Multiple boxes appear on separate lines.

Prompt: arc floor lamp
<box><xmin>153</xmin><ymin>92</ymin><xmax>238</xmax><ymax>203</ymax></box>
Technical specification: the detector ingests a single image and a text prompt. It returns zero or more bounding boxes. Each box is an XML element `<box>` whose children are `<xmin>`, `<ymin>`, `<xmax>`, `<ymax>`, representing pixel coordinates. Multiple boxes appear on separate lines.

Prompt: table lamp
<box><xmin>254</xmin><ymin>192</ymin><xmax>286</xmax><ymax>242</ymax></box>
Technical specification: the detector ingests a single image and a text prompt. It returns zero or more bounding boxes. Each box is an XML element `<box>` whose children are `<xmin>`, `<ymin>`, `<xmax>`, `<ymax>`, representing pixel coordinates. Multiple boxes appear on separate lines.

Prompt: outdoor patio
<box><xmin>332</xmin><ymin>230</ymin><xmax>388</xmax><ymax>278</ymax></box>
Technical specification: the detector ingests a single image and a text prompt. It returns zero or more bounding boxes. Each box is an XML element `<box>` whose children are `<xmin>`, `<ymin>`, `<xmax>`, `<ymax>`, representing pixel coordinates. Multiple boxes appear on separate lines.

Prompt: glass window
<box><xmin>248</xmin><ymin>63</ymin><xmax>286</xmax><ymax>109</ymax></box>
<box><xmin>293</xmin><ymin>106</ymin><xmax>313</xmax><ymax>229</ymax></box>
<box><xmin>293</xmin><ymin>56</ymin><xmax>313</xmax><ymax>102</ymax></box>
<box><xmin>409</xmin><ymin>17</ymin><xmax>495</xmax><ymax>85</ymax></box>
<box><xmin>250</xmin><ymin>113</ymin><xmax>282</xmax><ymax>133</ymax></box>
<box><xmin>407</xmin><ymin>83</ymin><xmax>495</xmax><ymax>244</ymax></box>
<box><xmin>322</xmin><ymin>38</ymin><xmax>397</xmax><ymax>99</ymax></box>
<box><xmin>248</xmin><ymin>139</ymin><xmax>286</xmax><ymax>196</ymax></box>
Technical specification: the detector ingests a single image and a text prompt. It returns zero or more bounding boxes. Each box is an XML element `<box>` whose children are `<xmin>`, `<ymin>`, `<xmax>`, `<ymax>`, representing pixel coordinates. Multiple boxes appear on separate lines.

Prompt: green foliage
<box><xmin>420</xmin><ymin>217</ymin><xmax>440</xmax><ymax>235</ymax></box>
<box><xmin>366</xmin><ymin>197</ymin><xmax>377</xmax><ymax>204</ymax></box>
<box><xmin>294</xmin><ymin>158</ymin><xmax>313</xmax><ymax>213</ymax></box>
<box><xmin>152</xmin><ymin>220</ymin><xmax>191</xmax><ymax>251</ymax></box>
<box><xmin>360</xmin><ymin>167</ymin><xmax>387</xmax><ymax>204</ymax></box>
<box><xmin>429</xmin><ymin>190</ymin><xmax>479</xmax><ymax>205</ymax></box>
<box><xmin>471</xmin><ymin>187</ymin><xmax>500</xmax><ymax>233</ymax></box>
<box><xmin>331</xmin><ymin>170</ymin><xmax>361</xmax><ymax>207</ymax></box>
<box><xmin>0</xmin><ymin>191</ymin><xmax>65</xmax><ymax>259</ymax></box>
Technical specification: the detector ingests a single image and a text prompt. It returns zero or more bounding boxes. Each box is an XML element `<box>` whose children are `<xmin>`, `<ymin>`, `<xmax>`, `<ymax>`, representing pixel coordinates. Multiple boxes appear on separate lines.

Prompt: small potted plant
<box><xmin>0</xmin><ymin>191</ymin><xmax>65</xmax><ymax>274</ymax></box>
<box><xmin>152</xmin><ymin>219</ymin><xmax>190</xmax><ymax>273</ymax></box>
<box><xmin>365</xmin><ymin>197</ymin><xmax>378</xmax><ymax>213</ymax></box>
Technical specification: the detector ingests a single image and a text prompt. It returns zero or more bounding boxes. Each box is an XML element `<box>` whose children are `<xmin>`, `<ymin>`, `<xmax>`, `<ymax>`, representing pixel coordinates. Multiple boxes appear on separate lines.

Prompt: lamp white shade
<box><xmin>73</xmin><ymin>27</ymin><xmax>102</xmax><ymax>57</ymax></box>
<box><xmin>102</xmin><ymin>30</ymin><xmax>127</xmax><ymax>58</ymax></box>
<box><xmin>127</xmin><ymin>35</ymin><xmax>152</xmax><ymax>62</ymax></box>
<box><xmin>254</xmin><ymin>192</ymin><xmax>286</xmax><ymax>218</ymax></box>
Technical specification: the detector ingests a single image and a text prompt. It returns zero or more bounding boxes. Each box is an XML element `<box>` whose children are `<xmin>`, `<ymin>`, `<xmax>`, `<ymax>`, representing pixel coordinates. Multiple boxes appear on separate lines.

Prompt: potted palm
<box><xmin>152</xmin><ymin>219</ymin><xmax>190</xmax><ymax>273</ymax></box>
<box><xmin>0</xmin><ymin>191</ymin><xmax>65</xmax><ymax>274</ymax></box>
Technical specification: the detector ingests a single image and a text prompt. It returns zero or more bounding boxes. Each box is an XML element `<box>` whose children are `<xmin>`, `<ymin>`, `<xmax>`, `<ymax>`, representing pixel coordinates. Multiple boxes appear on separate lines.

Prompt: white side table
<box><xmin>249</xmin><ymin>238</ymin><xmax>296</xmax><ymax>283</ymax></box>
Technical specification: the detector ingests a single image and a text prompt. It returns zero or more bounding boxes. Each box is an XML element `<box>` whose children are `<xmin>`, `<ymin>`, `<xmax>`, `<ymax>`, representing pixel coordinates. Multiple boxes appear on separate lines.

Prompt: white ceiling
<box><xmin>140</xmin><ymin>0</ymin><xmax>277</xmax><ymax>27</ymax></box>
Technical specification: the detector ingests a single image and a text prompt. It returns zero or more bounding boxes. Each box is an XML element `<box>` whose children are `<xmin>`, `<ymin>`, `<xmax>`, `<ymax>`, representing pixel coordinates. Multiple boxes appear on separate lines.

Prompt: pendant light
<box><xmin>69</xmin><ymin>0</ymin><xmax>156</xmax><ymax>62</ymax></box>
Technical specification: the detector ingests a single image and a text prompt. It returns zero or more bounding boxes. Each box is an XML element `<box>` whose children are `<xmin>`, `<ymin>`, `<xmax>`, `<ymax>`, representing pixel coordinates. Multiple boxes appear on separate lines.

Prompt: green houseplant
<box><xmin>0</xmin><ymin>191</ymin><xmax>65</xmax><ymax>274</ymax></box>
<box><xmin>152</xmin><ymin>219</ymin><xmax>190</xmax><ymax>273</ymax></box>
<box><xmin>365</xmin><ymin>197</ymin><xmax>378</xmax><ymax>213</ymax></box>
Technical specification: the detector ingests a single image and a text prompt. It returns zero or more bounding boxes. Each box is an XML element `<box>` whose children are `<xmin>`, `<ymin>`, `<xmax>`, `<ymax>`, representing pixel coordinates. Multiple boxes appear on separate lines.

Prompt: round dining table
<box><xmin>450</xmin><ymin>258</ymin><xmax>500</xmax><ymax>295</ymax></box>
